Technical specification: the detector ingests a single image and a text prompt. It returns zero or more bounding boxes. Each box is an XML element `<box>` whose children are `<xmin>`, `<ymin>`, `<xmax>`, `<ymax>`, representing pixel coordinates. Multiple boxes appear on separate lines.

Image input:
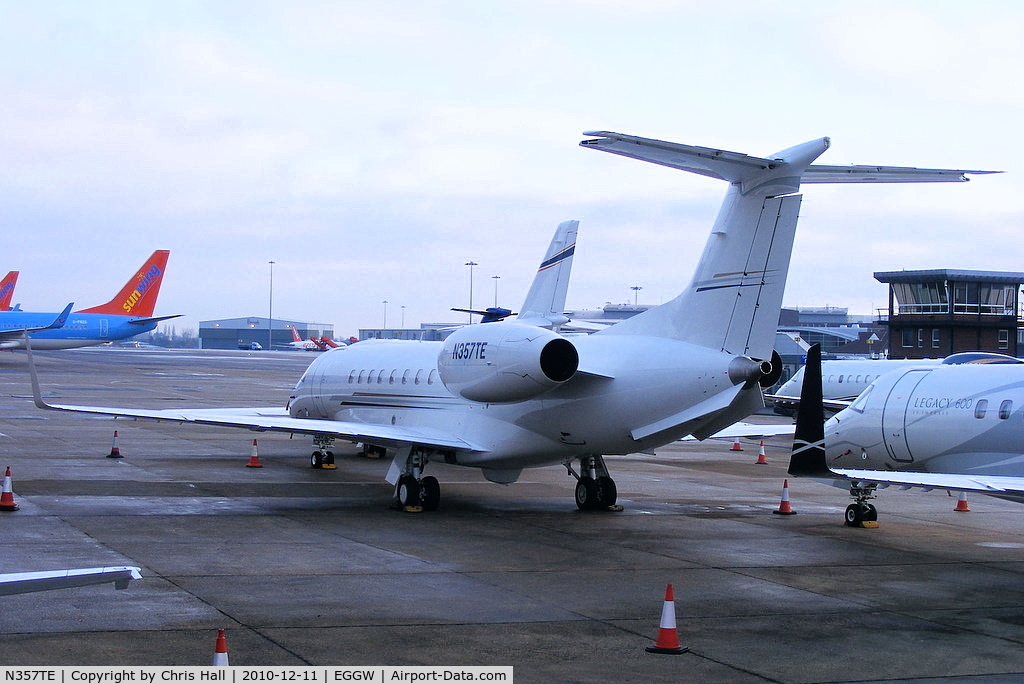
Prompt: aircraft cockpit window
<box><xmin>849</xmin><ymin>386</ymin><xmax>872</xmax><ymax>413</ymax></box>
<box><xmin>975</xmin><ymin>399</ymin><xmax>989</xmax><ymax>419</ymax></box>
<box><xmin>1000</xmin><ymin>399</ymin><xmax>1013</xmax><ymax>419</ymax></box>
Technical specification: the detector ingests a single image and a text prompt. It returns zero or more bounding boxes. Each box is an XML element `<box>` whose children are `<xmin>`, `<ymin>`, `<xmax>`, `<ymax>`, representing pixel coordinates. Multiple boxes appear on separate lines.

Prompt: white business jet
<box><xmin>29</xmin><ymin>132</ymin><xmax>992</xmax><ymax>511</ymax></box>
<box><xmin>790</xmin><ymin>344</ymin><xmax>1024</xmax><ymax>526</ymax></box>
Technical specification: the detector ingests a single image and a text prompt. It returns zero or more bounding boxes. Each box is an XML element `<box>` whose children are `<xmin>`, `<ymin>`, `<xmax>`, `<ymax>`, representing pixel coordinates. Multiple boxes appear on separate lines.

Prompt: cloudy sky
<box><xmin>2</xmin><ymin>1</ymin><xmax>1021</xmax><ymax>336</ymax></box>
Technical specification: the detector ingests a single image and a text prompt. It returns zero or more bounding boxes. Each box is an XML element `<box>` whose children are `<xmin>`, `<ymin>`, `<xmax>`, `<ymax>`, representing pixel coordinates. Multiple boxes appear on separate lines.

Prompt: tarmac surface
<box><xmin>3</xmin><ymin>347</ymin><xmax>1024</xmax><ymax>682</ymax></box>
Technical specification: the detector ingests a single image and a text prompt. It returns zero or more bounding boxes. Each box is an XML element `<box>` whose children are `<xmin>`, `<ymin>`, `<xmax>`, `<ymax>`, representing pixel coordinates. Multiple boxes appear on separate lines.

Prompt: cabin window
<box><xmin>402</xmin><ymin>369</ymin><xmax>410</xmax><ymax>385</ymax></box>
<box><xmin>358</xmin><ymin>370</ymin><xmax>366</xmax><ymax>384</ymax></box>
<box><xmin>837</xmin><ymin>375</ymin><xmax>843</xmax><ymax>384</ymax></box>
<box><xmin>415</xmin><ymin>369</ymin><xmax>423</xmax><ymax>385</ymax></box>
<box><xmin>975</xmin><ymin>399</ymin><xmax>988</xmax><ymax>419</ymax></box>
<box><xmin>389</xmin><ymin>370</ymin><xmax>398</xmax><ymax>385</ymax></box>
<box><xmin>856</xmin><ymin>375</ymin><xmax>862</xmax><ymax>384</ymax></box>
<box><xmin>1000</xmin><ymin>400</ymin><xmax>1013</xmax><ymax>419</ymax></box>
<box><xmin>377</xmin><ymin>371</ymin><xmax>385</xmax><ymax>384</ymax></box>
<box><xmin>428</xmin><ymin>369</ymin><xmax>438</xmax><ymax>385</ymax></box>
<box><xmin>367</xmin><ymin>370</ymin><xmax>378</xmax><ymax>384</ymax></box>
<box><xmin>348</xmin><ymin>370</ymin><xmax>356</xmax><ymax>383</ymax></box>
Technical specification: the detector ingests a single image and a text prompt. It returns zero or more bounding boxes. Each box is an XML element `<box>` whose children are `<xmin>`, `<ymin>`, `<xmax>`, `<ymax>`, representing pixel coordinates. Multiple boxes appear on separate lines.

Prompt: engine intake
<box><xmin>438</xmin><ymin>323</ymin><xmax>579</xmax><ymax>403</ymax></box>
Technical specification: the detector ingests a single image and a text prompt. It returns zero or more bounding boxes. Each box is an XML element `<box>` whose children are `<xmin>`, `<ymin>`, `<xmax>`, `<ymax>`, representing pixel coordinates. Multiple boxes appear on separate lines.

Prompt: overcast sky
<box><xmin>2</xmin><ymin>1</ymin><xmax>1022</xmax><ymax>336</ymax></box>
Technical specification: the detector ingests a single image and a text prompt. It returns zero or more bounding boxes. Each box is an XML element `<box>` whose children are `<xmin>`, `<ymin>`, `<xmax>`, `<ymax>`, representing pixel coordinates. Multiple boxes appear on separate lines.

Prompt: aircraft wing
<box><xmin>0</xmin><ymin>303</ymin><xmax>74</xmax><ymax>349</ymax></box>
<box><xmin>27</xmin><ymin>343</ymin><xmax>486</xmax><ymax>452</ymax></box>
<box><xmin>693</xmin><ymin>421</ymin><xmax>795</xmax><ymax>441</ymax></box>
<box><xmin>828</xmin><ymin>468</ymin><xmax>1024</xmax><ymax>497</ymax></box>
<box><xmin>0</xmin><ymin>566</ymin><xmax>142</xmax><ymax>596</ymax></box>
<box><xmin>765</xmin><ymin>393</ymin><xmax>852</xmax><ymax>414</ymax></box>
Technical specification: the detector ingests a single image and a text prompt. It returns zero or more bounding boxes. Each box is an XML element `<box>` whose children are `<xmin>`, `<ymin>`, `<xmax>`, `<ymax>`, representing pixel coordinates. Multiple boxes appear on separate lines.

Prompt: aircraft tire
<box><xmin>845</xmin><ymin>504</ymin><xmax>865</xmax><ymax>526</ymax></box>
<box><xmin>421</xmin><ymin>476</ymin><xmax>441</xmax><ymax>511</ymax></box>
<box><xmin>575</xmin><ymin>477</ymin><xmax>600</xmax><ymax>511</ymax></box>
<box><xmin>597</xmin><ymin>476</ymin><xmax>617</xmax><ymax>507</ymax></box>
<box><xmin>310</xmin><ymin>451</ymin><xmax>323</xmax><ymax>469</ymax></box>
<box><xmin>398</xmin><ymin>475</ymin><xmax>420</xmax><ymax>508</ymax></box>
<box><xmin>325</xmin><ymin>451</ymin><xmax>335</xmax><ymax>465</ymax></box>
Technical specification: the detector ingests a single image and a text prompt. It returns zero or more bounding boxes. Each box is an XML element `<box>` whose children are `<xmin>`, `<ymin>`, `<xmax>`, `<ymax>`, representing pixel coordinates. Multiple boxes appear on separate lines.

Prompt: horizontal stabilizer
<box><xmin>0</xmin><ymin>566</ymin><xmax>142</xmax><ymax>596</ymax></box>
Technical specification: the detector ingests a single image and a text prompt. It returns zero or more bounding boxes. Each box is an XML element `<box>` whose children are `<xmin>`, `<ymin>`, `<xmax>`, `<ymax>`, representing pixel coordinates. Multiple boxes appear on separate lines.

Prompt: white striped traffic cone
<box><xmin>755</xmin><ymin>440</ymin><xmax>767</xmax><ymax>464</ymax></box>
<box><xmin>954</xmin><ymin>491</ymin><xmax>970</xmax><ymax>512</ymax></box>
<box><xmin>107</xmin><ymin>430</ymin><xmax>122</xmax><ymax>458</ymax></box>
<box><xmin>246</xmin><ymin>439</ymin><xmax>262</xmax><ymax>468</ymax></box>
<box><xmin>730</xmin><ymin>438</ymin><xmax>743</xmax><ymax>451</ymax></box>
<box><xmin>645</xmin><ymin>583</ymin><xmax>687</xmax><ymax>654</ymax></box>
<box><xmin>773</xmin><ymin>479</ymin><xmax>796</xmax><ymax>515</ymax></box>
<box><xmin>0</xmin><ymin>466</ymin><xmax>18</xmax><ymax>512</ymax></box>
<box><xmin>212</xmin><ymin>628</ymin><xmax>229</xmax><ymax>666</ymax></box>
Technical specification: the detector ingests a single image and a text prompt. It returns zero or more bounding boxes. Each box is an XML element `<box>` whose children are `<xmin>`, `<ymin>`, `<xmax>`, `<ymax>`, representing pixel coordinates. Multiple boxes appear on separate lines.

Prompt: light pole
<box><xmin>631</xmin><ymin>285</ymin><xmax>642</xmax><ymax>306</ymax></box>
<box><xmin>492</xmin><ymin>275</ymin><xmax>500</xmax><ymax>307</ymax></box>
<box><xmin>401</xmin><ymin>305</ymin><xmax>406</xmax><ymax>328</ymax></box>
<box><xmin>268</xmin><ymin>260</ymin><xmax>275</xmax><ymax>350</ymax></box>
<box><xmin>382</xmin><ymin>300</ymin><xmax>388</xmax><ymax>329</ymax></box>
<box><xmin>465</xmin><ymin>261</ymin><xmax>478</xmax><ymax>323</ymax></box>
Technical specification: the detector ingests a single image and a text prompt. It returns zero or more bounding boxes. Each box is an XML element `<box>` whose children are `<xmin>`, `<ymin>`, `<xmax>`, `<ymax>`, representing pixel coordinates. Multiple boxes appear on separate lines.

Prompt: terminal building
<box><xmin>198</xmin><ymin>316</ymin><xmax>335</xmax><ymax>350</ymax></box>
<box><xmin>874</xmin><ymin>269</ymin><xmax>1024</xmax><ymax>359</ymax></box>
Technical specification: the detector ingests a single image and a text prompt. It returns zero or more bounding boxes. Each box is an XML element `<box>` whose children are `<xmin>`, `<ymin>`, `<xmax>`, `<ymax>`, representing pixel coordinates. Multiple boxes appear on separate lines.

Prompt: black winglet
<box><xmin>788</xmin><ymin>344</ymin><xmax>831</xmax><ymax>477</ymax></box>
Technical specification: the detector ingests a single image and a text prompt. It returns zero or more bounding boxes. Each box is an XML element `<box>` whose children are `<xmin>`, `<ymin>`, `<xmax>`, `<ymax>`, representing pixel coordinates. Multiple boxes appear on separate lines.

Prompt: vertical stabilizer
<box><xmin>516</xmin><ymin>220</ymin><xmax>578</xmax><ymax>329</ymax></box>
<box><xmin>0</xmin><ymin>271</ymin><xmax>18</xmax><ymax>311</ymax></box>
<box><xmin>788</xmin><ymin>344</ymin><xmax>831</xmax><ymax>477</ymax></box>
<box><xmin>581</xmin><ymin>131</ymin><xmax>992</xmax><ymax>362</ymax></box>
<box><xmin>78</xmin><ymin>250</ymin><xmax>170</xmax><ymax>318</ymax></box>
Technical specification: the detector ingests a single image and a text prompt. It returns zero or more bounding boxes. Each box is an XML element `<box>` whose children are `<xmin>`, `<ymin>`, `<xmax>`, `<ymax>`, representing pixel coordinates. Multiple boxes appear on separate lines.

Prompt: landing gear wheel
<box><xmin>864</xmin><ymin>503</ymin><xmax>877</xmax><ymax>521</ymax></box>
<box><xmin>596</xmin><ymin>476</ymin><xmax>617</xmax><ymax>507</ymax></box>
<box><xmin>310</xmin><ymin>451</ymin><xmax>323</xmax><ymax>469</ymax></box>
<box><xmin>421</xmin><ymin>476</ymin><xmax>441</xmax><ymax>511</ymax></box>
<box><xmin>397</xmin><ymin>475</ymin><xmax>421</xmax><ymax>508</ymax></box>
<box><xmin>575</xmin><ymin>477</ymin><xmax>600</xmax><ymax>511</ymax></box>
<box><xmin>845</xmin><ymin>504</ymin><xmax>861</xmax><ymax>526</ymax></box>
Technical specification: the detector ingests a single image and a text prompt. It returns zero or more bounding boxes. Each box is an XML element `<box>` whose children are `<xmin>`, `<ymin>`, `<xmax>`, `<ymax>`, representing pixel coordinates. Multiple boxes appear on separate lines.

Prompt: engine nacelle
<box><xmin>438</xmin><ymin>323</ymin><xmax>579</xmax><ymax>403</ymax></box>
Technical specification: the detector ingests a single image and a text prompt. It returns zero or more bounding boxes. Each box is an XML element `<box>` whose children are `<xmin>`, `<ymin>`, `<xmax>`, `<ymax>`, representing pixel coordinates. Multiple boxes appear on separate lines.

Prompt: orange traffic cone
<box><xmin>773</xmin><ymin>479</ymin><xmax>797</xmax><ymax>515</ymax></box>
<box><xmin>0</xmin><ymin>466</ymin><xmax>19</xmax><ymax>512</ymax></box>
<box><xmin>954</xmin><ymin>491</ymin><xmax>971</xmax><ymax>512</ymax></box>
<box><xmin>107</xmin><ymin>430</ymin><xmax>123</xmax><ymax>458</ymax></box>
<box><xmin>730</xmin><ymin>438</ymin><xmax>743</xmax><ymax>451</ymax></box>
<box><xmin>212</xmin><ymin>628</ymin><xmax>229</xmax><ymax>666</ymax></box>
<box><xmin>646</xmin><ymin>583</ymin><xmax>687</xmax><ymax>654</ymax></box>
<box><xmin>246</xmin><ymin>439</ymin><xmax>263</xmax><ymax>468</ymax></box>
<box><xmin>755</xmin><ymin>440</ymin><xmax>767</xmax><ymax>464</ymax></box>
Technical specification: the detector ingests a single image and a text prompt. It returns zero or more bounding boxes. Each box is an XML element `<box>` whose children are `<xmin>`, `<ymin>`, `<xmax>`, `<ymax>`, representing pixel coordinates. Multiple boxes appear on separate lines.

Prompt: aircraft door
<box><xmin>100</xmin><ymin>319</ymin><xmax>108</xmax><ymax>338</ymax></box>
<box><xmin>881</xmin><ymin>370</ymin><xmax>928</xmax><ymax>463</ymax></box>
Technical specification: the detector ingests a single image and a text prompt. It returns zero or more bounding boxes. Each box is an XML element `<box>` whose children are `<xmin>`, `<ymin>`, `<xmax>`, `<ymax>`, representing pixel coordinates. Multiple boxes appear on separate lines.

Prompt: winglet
<box><xmin>78</xmin><ymin>250</ymin><xmax>170</xmax><ymax>317</ymax></box>
<box><xmin>25</xmin><ymin>333</ymin><xmax>54</xmax><ymax>411</ymax></box>
<box><xmin>48</xmin><ymin>302</ymin><xmax>74</xmax><ymax>330</ymax></box>
<box><xmin>788</xmin><ymin>344</ymin><xmax>831</xmax><ymax>477</ymax></box>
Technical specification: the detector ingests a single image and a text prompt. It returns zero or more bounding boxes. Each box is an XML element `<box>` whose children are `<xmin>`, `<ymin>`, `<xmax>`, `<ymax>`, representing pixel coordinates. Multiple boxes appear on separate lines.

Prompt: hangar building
<box><xmin>199</xmin><ymin>316</ymin><xmax>335</xmax><ymax>350</ymax></box>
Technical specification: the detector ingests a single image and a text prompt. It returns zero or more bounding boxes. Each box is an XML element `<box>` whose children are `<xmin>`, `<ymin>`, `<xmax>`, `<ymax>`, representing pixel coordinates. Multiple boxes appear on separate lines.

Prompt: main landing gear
<box><xmin>393</xmin><ymin>447</ymin><xmax>441</xmax><ymax>512</ymax></box>
<box><xmin>310</xmin><ymin>435</ymin><xmax>337</xmax><ymax>469</ymax></box>
<box><xmin>566</xmin><ymin>454</ymin><xmax>620</xmax><ymax>511</ymax></box>
<box><xmin>845</xmin><ymin>482</ymin><xmax>879</xmax><ymax>527</ymax></box>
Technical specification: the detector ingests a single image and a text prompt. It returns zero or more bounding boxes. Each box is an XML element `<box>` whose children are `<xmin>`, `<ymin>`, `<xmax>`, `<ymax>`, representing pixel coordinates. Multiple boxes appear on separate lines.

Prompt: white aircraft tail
<box><xmin>516</xmin><ymin>219</ymin><xmax>577</xmax><ymax>329</ymax></box>
<box><xmin>582</xmin><ymin>132</ymin><xmax>995</xmax><ymax>361</ymax></box>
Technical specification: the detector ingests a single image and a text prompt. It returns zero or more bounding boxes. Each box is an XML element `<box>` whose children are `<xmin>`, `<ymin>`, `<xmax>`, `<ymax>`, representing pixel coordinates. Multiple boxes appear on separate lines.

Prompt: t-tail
<box><xmin>77</xmin><ymin>250</ymin><xmax>170</xmax><ymax>318</ymax></box>
<box><xmin>580</xmin><ymin>132</ymin><xmax>997</xmax><ymax>363</ymax></box>
<box><xmin>788</xmin><ymin>344</ymin><xmax>832</xmax><ymax>477</ymax></box>
<box><xmin>515</xmin><ymin>220</ymin><xmax>578</xmax><ymax>329</ymax></box>
<box><xmin>0</xmin><ymin>271</ymin><xmax>18</xmax><ymax>311</ymax></box>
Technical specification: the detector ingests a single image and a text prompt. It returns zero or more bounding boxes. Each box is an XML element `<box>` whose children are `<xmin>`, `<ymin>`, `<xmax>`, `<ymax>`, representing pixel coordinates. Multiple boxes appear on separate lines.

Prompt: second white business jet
<box><xmin>790</xmin><ymin>344</ymin><xmax>1024</xmax><ymax>526</ymax></box>
<box><xmin>29</xmin><ymin>132</ymin><xmax>992</xmax><ymax>511</ymax></box>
